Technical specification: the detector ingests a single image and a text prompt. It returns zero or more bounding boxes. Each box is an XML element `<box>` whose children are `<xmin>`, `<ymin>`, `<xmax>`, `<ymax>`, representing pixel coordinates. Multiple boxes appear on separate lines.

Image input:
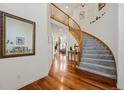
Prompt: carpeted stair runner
<box><xmin>78</xmin><ymin>34</ymin><xmax>116</xmax><ymax>79</ymax></box>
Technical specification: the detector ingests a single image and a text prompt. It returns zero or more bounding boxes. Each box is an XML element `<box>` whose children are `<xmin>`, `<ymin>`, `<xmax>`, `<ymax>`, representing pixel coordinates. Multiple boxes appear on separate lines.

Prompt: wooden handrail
<box><xmin>50</xmin><ymin>16</ymin><xmax>69</xmax><ymax>27</ymax></box>
<box><xmin>69</xmin><ymin>17</ymin><xmax>82</xmax><ymax>31</ymax></box>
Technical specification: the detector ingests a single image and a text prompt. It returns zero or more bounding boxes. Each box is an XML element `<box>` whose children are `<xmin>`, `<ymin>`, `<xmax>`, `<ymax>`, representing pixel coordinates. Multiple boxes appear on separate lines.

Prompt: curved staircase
<box><xmin>50</xmin><ymin>3</ymin><xmax>117</xmax><ymax>80</ymax></box>
<box><xmin>78</xmin><ymin>33</ymin><xmax>116</xmax><ymax>79</ymax></box>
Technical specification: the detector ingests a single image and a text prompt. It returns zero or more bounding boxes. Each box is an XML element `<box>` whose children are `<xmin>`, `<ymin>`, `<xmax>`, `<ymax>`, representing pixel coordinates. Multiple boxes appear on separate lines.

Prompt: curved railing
<box><xmin>50</xmin><ymin>3</ymin><xmax>83</xmax><ymax>65</ymax></box>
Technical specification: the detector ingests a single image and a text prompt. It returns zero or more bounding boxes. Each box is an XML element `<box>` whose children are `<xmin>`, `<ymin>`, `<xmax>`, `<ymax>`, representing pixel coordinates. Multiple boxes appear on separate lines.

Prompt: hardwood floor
<box><xmin>20</xmin><ymin>53</ymin><xmax>116</xmax><ymax>90</ymax></box>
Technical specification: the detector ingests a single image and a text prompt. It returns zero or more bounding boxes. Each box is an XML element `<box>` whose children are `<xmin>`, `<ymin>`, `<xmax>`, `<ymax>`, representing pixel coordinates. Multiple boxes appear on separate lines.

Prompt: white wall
<box><xmin>47</xmin><ymin>4</ymin><xmax>53</xmax><ymax>66</ymax></box>
<box><xmin>73</xmin><ymin>4</ymin><xmax>118</xmax><ymax>62</ymax></box>
<box><xmin>118</xmin><ymin>3</ymin><xmax>124</xmax><ymax>89</ymax></box>
<box><xmin>0</xmin><ymin>4</ymin><xmax>51</xmax><ymax>89</ymax></box>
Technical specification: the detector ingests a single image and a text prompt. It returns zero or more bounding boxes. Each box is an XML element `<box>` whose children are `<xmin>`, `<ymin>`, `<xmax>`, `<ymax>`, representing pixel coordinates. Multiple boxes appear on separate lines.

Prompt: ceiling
<box><xmin>54</xmin><ymin>3</ymin><xmax>82</xmax><ymax>15</ymax></box>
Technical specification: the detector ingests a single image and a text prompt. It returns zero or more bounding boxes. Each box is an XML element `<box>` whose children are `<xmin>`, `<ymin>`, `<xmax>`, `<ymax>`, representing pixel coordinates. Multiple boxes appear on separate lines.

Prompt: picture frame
<box><xmin>16</xmin><ymin>37</ymin><xmax>24</xmax><ymax>45</ymax></box>
<box><xmin>98</xmin><ymin>3</ymin><xmax>106</xmax><ymax>11</ymax></box>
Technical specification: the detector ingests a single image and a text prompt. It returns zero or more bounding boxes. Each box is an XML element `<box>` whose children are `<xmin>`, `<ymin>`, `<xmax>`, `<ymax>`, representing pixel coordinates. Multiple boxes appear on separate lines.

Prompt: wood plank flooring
<box><xmin>20</xmin><ymin>53</ymin><xmax>116</xmax><ymax>90</ymax></box>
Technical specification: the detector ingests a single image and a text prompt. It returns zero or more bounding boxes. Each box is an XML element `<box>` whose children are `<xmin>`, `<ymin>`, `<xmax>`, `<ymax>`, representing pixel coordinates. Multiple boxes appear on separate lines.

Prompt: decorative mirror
<box><xmin>0</xmin><ymin>11</ymin><xmax>35</xmax><ymax>58</ymax></box>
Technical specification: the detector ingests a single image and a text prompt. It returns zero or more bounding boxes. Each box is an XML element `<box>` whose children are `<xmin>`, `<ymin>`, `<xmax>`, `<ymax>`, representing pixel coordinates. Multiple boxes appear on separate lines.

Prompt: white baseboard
<box><xmin>15</xmin><ymin>73</ymin><xmax>48</xmax><ymax>90</ymax></box>
<box><xmin>117</xmin><ymin>82</ymin><xmax>124</xmax><ymax>89</ymax></box>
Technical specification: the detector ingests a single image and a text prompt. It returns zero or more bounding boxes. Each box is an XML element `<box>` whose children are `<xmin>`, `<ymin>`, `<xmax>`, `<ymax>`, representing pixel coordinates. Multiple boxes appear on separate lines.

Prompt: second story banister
<box><xmin>51</xmin><ymin>4</ymin><xmax>81</xmax><ymax>32</ymax></box>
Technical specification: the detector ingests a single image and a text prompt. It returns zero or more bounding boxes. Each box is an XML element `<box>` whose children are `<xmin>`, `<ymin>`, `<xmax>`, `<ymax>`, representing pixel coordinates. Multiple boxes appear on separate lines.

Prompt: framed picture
<box><xmin>98</xmin><ymin>3</ymin><xmax>106</xmax><ymax>11</ymax></box>
<box><xmin>16</xmin><ymin>37</ymin><xmax>24</xmax><ymax>45</ymax></box>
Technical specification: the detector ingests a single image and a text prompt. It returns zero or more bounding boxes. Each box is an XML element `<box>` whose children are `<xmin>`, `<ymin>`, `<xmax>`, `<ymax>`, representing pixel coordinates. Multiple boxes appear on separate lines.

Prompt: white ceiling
<box><xmin>54</xmin><ymin>3</ymin><xmax>82</xmax><ymax>15</ymax></box>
